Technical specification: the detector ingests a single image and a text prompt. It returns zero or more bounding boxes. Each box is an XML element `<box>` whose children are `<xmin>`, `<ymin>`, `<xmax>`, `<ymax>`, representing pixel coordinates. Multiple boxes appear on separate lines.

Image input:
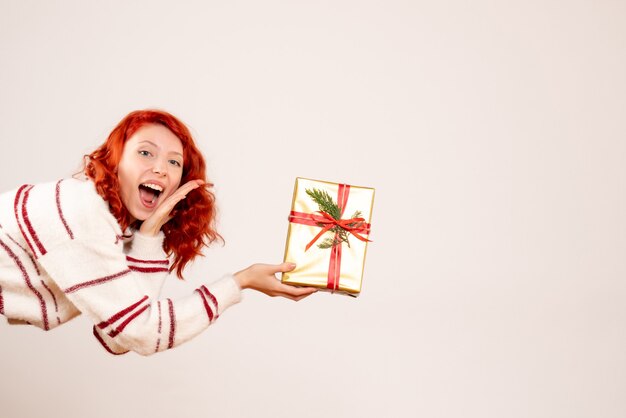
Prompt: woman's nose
<box><xmin>152</xmin><ymin>161</ymin><xmax>167</xmax><ymax>176</ymax></box>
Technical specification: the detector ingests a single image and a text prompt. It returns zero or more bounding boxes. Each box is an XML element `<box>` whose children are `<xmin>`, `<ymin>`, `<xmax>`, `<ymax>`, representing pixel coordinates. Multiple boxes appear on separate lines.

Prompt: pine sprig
<box><xmin>318</xmin><ymin>236</ymin><xmax>342</xmax><ymax>249</ymax></box>
<box><xmin>304</xmin><ymin>188</ymin><xmax>366</xmax><ymax>250</ymax></box>
<box><xmin>347</xmin><ymin>210</ymin><xmax>364</xmax><ymax>229</ymax></box>
<box><xmin>305</xmin><ymin>188</ymin><xmax>341</xmax><ymax>220</ymax></box>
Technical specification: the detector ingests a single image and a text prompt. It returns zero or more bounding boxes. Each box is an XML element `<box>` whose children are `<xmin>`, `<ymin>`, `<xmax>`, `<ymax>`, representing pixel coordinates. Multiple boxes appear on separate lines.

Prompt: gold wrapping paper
<box><xmin>281</xmin><ymin>177</ymin><xmax>375</xmax><ymax>296</ymax></box>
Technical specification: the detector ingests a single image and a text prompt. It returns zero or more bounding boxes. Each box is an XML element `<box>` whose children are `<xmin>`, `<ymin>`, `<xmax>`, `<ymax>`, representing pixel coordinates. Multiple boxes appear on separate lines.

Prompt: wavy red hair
<box><xmin>83</xmin><ymin>109</ymin><xmax>222</xmax><ymax>278</ymax></box>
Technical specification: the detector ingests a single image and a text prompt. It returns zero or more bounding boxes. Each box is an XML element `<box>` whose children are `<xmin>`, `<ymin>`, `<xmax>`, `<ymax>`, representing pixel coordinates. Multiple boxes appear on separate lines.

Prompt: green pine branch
<box><xmin>347</xmin><ymin>210</ymin><xmax>365</xmax><ymax>229</ymax></box>
<box><xmin>318</xmin><ymin>236</ymin><xmax>342</xmax><ymax>249</ymax></box>
<box><xmin>305</xmin><ymin>188</ymin><xmax>366</xmax><ymax>250</ymax></box>
<box><xmin>305</xmin><ymin>188</ymin><xmax>341</xmax><ymax>220</ymax></box>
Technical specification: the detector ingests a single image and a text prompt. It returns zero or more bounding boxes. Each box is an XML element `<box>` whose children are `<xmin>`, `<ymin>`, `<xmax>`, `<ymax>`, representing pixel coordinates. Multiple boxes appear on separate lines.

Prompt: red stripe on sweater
<box><xmin>13</xmin><ymin>185</ymin><xmax>37</xmax><ymax>258</ymax></box>
<box><xmin>108</xmin><ymin>304</ymin><xmax>150</xmax><ymax>338</ymax></box>
<box><xmin>195</xmin><ymin>289</ymin><xmax>214</xmax><ymax>322</ymax></box>
<box><xmin>40</xmin><ymin>280</ymin><xmax>61</xmax><ymax>325</ymax></box>
<box><xmin>201</xmin><ymin>285</ymin><xmax>219</xmax><ymax>319</ymax></box>
<box><xmin>63</xmin><ymin>269</ymin><xmax>131</xmax><ymax>294</ymax></box>
<box><xmin>97</xmin><ymin>295</ymin><xmax>149</xmax><ymax>329</ymax></box>
<box><xmin>0</xmin><ymin>238</ymin><xmax>49</xmax><ymax>330</ymax></box>
<box><xmin>21</xmin><ymin>185</ymin><xmax>47</xmax><ymax>256</ymax></box>
<box><xmin>93</xmin><ymin>326</ymin><xmax>128</xmax><ymax>355</ymax></box>
<box><xmin>125</xmin><ymin>256</ymin><xmax>169</xmax><ymax>265</ymax></box>
<box><xmin>55</xmin><ymin>180</ymin><xmax>74</xmax><ymax>240</ymax></box>
<box><xmin>167</xmin><ymin>299</ymin><xmax>176</xmax><ymax>349</ymax></box>
<box><xmin>0</xmin><ymin>225</ymin><xmax>41</xmax><ymax>276</ymax></box>
<box><xmin>8</xmin><ymin>234</ymin><xmax>40</xmax><ymax>275</ymax></box>
<box><xmin>0</xmin><ymin>285</ymin><xmax>4</xmax><ymax>315</ymax></box>
<box><xmin>157</xmin><ymin>301</ymin><xmax>162</xmax><ymax>333</ymax></box>
<box><xmin>128</xmin><ymin>266</ymin><xmax>169</xmax><ymax>273</ymax></box>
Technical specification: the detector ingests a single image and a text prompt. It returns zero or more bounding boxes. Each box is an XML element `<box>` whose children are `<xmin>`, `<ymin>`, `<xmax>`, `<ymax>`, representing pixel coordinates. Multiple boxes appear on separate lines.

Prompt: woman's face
<box><xmin>117</xmin><ymin>124</ymin><xmax>184</xmax><ymax>223</ymax></box>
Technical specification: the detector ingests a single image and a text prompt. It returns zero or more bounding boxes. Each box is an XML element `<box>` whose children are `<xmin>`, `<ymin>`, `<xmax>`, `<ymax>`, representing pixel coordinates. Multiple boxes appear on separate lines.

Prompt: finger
<box><xmin>278</xmin><ymin>284</ymin><xmax>318</xmax><ymax>297</ymax></box>
<box><xmin>168</xmin><ymin>180</ymin><xmax>202</xmax><ymax>200</ymax></box>
<box><xmin>283</xmin><ymin>291</ymin><xmax>316</xmax><ymax>302</ymax></box>
<box><xmin>255</xmin><ymin>262</ymin><xmax>297</xmax><ymax>275</ymax></box>
<box><xmin>155</xmin><ymin>194</ymin><xmax>188</xmax><ymax>217</ymax></box>
<box><xmin>173</xmin><ymin>180</ymin><xmax>202</xmax><ymax>197</ymax></box>
<box><xmin>273</xmin><ymin>262</ymin><xmax>297</xmax><ymax>273</ymax></box>
<box><xmin>158</xmin><ymin>181</ymin><xmax>201</xmax><ymax>211</ymax></box>
<box><xmin>188</xmin><ymin>178</ymin><xmax>205</xmax><ymax>188</ymax></box>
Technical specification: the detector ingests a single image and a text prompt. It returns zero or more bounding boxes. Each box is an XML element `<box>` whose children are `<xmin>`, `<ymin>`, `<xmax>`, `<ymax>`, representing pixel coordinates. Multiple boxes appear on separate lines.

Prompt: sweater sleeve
<box><xmin>38</xmin><ymin>233</ymin><xmax>241</xmax><ymax>356</ymax></box>
<box><xmin>23</xmin><ymin>179</ymin><xmax>242</xmax><ymax>355</ymax></box>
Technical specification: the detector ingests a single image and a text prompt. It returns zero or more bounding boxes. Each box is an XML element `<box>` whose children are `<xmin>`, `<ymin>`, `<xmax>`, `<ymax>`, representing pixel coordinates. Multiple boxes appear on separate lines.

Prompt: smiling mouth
<box><xmin>138</xmin><ymin>183</ymin><xmax>163</xmax><ymax>207</ymax></box>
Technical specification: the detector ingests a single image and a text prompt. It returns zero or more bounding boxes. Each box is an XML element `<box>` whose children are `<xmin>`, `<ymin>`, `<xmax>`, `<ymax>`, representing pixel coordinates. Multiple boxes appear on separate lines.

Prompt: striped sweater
<box><xmin>0</xmin><ymin>178</ymin><xmax>241</xmax><ymax>355</ymax></box>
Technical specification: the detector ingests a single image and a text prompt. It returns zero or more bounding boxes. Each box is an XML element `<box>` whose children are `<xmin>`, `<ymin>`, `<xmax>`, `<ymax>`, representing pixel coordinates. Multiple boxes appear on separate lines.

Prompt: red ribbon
<box><xmin>288</xmin><ymin>184</ymin><xmax>372</xmax><ymax>291</ymax></box>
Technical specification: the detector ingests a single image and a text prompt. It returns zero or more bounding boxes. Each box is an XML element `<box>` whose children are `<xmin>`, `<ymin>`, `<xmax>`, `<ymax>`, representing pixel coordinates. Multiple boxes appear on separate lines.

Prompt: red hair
<box><xmin>84</xmin><ymin>109</ymin><xmax>222</xmax><ymax>278</ymax></box>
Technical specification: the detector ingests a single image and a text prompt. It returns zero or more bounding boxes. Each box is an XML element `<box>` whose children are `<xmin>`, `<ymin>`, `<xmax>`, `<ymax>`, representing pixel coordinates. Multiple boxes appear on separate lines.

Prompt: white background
<box><xmin>1</xmin><ymin>1</ymin><xmax>625</xmax><ymax>417</ymax></box>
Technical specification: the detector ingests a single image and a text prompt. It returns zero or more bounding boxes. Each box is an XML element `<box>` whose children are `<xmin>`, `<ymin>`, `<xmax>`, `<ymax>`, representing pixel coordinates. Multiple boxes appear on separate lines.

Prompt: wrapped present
<box><xmin>281</xmin><ymin>177</ymin><xmax>375</xmax><ymax>297</ymax></box>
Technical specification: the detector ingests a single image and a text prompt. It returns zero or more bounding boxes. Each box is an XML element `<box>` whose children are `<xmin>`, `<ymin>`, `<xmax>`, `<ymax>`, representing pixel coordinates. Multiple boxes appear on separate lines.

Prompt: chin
<box><xmin>129</xmin><ymin>208</ymin><xmax>152</xmax><ymax>223</ymax></box>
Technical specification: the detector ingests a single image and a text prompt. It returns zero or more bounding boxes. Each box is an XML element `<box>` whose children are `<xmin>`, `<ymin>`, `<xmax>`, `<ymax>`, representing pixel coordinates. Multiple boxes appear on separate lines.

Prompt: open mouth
<box><xmin>138</xmin><ymin>183</ymin><xmax>163</xmax><ymax>208</ymax></box>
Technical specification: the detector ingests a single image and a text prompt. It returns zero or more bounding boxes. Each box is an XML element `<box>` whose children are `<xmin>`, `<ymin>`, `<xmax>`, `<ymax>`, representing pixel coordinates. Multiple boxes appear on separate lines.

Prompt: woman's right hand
<box><xmin>234</xmin><ymin>263</ymin><xmax>318</xmax><ymax>301</ymax></box>
<box><xmin>139</xmin><ymin>179</ymin><xmax>204</xmax><ymax>237</ymax></box>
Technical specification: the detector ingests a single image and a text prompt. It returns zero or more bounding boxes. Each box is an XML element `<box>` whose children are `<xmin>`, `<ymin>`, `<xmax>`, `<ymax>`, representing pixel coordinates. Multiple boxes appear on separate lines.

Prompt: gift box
<box><xmin>281</xmin><ymin>177</ymin><xmax>375</xmax><ymax>297</ymax></box>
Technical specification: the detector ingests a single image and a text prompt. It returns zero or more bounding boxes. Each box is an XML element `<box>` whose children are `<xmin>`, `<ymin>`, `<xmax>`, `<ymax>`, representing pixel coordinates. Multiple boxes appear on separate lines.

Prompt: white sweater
<box><xmin>0</xmin><ymin>178</ymin><xmax>241</xmax><ymax>355</ymax></box>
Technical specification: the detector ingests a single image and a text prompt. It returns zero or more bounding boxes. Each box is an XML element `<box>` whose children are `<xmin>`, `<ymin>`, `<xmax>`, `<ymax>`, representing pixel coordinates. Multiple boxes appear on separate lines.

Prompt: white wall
<box><xmin>1</xmin><ymin>1</ymin><xmax>625</xmax><ymax>417</ymax></box>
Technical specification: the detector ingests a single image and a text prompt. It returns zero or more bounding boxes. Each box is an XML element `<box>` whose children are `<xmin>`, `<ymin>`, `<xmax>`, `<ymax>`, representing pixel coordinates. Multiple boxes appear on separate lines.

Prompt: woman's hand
<box><xmin>234</xmin><ymin>263</ymin><xmax>318</xmax><ymax>301</ymax></box>
<box><xmin>139</xmin><ymin>179</ymin><xmax>204</xmax><ymax>237</ymax></box>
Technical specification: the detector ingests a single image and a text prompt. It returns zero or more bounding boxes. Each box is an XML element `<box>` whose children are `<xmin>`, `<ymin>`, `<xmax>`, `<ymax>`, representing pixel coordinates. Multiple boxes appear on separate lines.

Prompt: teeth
<box><xmin>142</xmin><ymin>183</ymin><xmax>163</xmax><ymax>192</ymax></box>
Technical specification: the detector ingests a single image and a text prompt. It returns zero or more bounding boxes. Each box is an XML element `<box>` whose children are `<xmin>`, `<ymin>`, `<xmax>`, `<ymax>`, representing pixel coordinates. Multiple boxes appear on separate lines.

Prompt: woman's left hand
<box><xmin>139</xmin><ymin>179</ymin><xmax>204</xmax><ymax>236</ymax></box>
<box><xmin>234</xmin><ymin>263</ymin><xmax>318</xmax><ymax>301</ymax></box>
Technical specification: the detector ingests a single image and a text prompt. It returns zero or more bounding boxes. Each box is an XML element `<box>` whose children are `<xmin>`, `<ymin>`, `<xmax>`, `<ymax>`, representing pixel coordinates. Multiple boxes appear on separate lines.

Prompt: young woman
<box><xmin>0</xmin><ymin>109</ymin><xmax>316</xmax><ymax>355</ymax></box>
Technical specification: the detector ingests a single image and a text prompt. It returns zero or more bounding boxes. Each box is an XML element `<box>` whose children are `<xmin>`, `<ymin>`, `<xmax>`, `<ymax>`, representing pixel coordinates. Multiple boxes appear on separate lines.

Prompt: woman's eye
<box><xmin>169</xmin><ymin>159</ymin><xmax>182</xmax><ymax>167</ymax></box>
<box><xmin>138</xmin><ymin>150</ymin><xmax>152</xmax><ymax>157</ymax></box>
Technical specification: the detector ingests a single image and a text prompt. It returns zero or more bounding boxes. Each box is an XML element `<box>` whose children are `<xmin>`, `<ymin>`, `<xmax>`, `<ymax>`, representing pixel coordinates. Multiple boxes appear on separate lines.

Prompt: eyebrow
<box><xmin>138</xmin><ymin>140</ymin><xmax>183</xmax><ymax>157</ymax></box>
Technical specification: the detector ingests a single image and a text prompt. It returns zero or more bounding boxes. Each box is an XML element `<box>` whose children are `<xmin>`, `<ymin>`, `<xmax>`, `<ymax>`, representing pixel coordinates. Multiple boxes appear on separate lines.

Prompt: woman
<box><xmin>0</xmin><ymin>109</ymin><xmax>316</xmax><ymax>355</ymax></box>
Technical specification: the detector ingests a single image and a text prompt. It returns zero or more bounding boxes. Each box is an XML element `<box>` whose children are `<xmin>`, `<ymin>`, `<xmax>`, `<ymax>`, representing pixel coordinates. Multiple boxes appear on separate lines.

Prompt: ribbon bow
<box><xmin>304</xmin><ymin>211</ymin><xmax>371</xmax><ymax>251</ymax></box>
